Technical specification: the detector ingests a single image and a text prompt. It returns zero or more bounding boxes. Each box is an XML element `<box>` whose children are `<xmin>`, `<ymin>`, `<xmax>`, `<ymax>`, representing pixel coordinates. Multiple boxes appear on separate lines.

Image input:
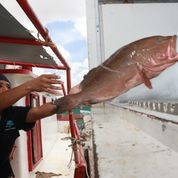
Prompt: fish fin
<box><xmin>136</xmin><ymin>63</ymin><xmax>152</xmax><ymax>89</ymax></box>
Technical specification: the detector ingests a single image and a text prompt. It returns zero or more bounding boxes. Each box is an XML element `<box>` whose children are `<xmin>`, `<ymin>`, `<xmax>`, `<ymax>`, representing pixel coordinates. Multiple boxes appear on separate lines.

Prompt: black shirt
<box><xmin>0</xmin><ymin>106</ymin><xmax>35</xmax><ymax>178</ymax></box>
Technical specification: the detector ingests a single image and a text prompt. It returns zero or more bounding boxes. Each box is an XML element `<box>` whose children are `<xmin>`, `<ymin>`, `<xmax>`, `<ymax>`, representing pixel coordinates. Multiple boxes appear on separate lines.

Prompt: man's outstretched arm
<box><xmin>25</xmin><ymin>102</ymin><xmax>57</xmax><ymax>123</ymax></box>
<box><xmin>0</xmin><ymin>74</ymin><xmax>62</xmax><ymax>112</ymax></box>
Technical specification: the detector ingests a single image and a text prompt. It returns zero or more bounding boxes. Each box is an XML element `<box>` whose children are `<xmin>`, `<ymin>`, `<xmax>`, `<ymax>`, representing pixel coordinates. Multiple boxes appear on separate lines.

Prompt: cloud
<box><xmin>43</xmin><ymin>44</ymin><xmax>89</xmax><ymax>88</ymax></box>
<box><xmin>57</xmin><ymin>45</ymin><xmax>88</xmax><ymax>87</ymax></box>
<box><xmin>74</xmin><ymin>17</ymin><xmax>87</xmax><ymax>39</ymax></box>
<box><xmin>27</xmin><ymin>0</ymin><xmax>86</xmax><ymax>22</ymax></box>
<box><xmin>1</xmin><ymin>0</ymin><xmax>89</xmax><ymax>90</ymax></box>
<box><xmin>57</xmin><ymin>45</ymin><xmax>71</xmax><ymax>60</ymax></box>
<box><xmin>1</xmin><ymin>0</ymin><xmax>87</xmax><ymax>37</ymax></box>
<box><xmin>46</xmin><ymin>21</ymin><xmax>82</xmax><ymax>46</ymax></box>
<box><xmin>46</xmin><ymin>21</ymin><xmax>88</xmax><ymax>63</ymax></box>
<box><xmin>70</xmin><ymin>58</ymin><xmax>89</xmax><ymax>86</ymax></box>
<box><xmin>28</xmin><ymin>0</ymin><xmax>87</xmax><ymax>40</ymax></box>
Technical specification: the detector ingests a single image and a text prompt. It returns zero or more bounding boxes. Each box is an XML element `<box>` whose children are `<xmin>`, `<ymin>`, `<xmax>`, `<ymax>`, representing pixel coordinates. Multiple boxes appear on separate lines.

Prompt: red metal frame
<box><xmin>25</xmin><ymin>95</ymin><xmax>33</xmax><ymax>170</ymax></box>
<box><xmin>26</xmin><ymin>93</ymin><xmax>43</xmax><ymax>171</ymax></box>
<box><xmin>0</xmin><ymin>1</ymin><xmax>86</xmax><ymax>177</ymax></box>
<box><xmin>0</xmin><ymin>0</ymin><xmax>71</xmax><ymax>93</ymax></box>
<box><xmin>16</xmin><ymin>0</ymin><xmax>68</xmax><ymax>68</ymax></box>
<box><xmin>0</xmin><ymin>69</ymin><xmax>35</xmax><ymax>75</ymax></box>
<box><xmin>0</xmin><ymin>59</ymin><xmax>66</xmax><ymax>70</ymax></box>
<box><xmin>61</xmin><ymin>83</ymin><xmax>66</xmax><ymax>96</ymax></box>
<box><xmin>0</xmin><ymin>36</ymin><xmax>51</xmax><ymax>46</ymax></box>
<box><xmin>9</xmin><ymin>145</ymin><xmax>17</xmax><ymax>161</ymax></box>
<box><xmin>73</xmin><ymin>121</ymin><xmax>86</xmax><ymax>178</ymax></box>
<box><xmin>16</xmin><ymin>0</ymin><xmax>71</xmax><ymax>93</ymax></box>
<box><xmin>42</xmin><ymin>96</ymin><xmax>47</xmax><ymax>104</ymax></box>
<box><xmin>61</xmin><ymin>84</ymin><xmax>86</xmax><ymax>178</ymax></box>
<box><xmin>69</xmin><ymin>113</ymin><xmax>87</xmax><ymax>178</ymax></box>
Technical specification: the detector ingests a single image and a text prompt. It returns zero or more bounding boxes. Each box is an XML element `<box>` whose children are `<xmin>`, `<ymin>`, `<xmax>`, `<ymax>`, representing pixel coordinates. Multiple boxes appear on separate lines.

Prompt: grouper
<box><xmin>55</xmin><ymin>35</ymin><xmax>178</xmax><ymax>113</ymax></box>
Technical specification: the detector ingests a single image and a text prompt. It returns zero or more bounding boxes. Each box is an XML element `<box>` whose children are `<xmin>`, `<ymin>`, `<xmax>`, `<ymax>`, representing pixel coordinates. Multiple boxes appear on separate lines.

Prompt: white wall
<box><xmin>101</xmin><ymin>3</ymin><xmax>178</xmax><ymax>60</ymax></box>
<box><xmin>86</xmin><ymin>0</ymin><xmax>102</xmax><ymax>68</ymax></box>
<box><xmin>40</xmin><ymin>95</ymin><xmax>59</xmax><ymax>158</ymax></box>
<box><xmin>86</xmin><ymin>2</ymin><xmax>178</xmax><ymax>102</ymax></box>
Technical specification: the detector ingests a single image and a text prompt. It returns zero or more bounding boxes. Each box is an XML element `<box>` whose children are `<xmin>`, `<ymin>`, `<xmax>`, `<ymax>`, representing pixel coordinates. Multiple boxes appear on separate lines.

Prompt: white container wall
<box><xmin>86</xmin><ymin>2</ymin><xmax>178</xmax><ymax>102</ymax></box>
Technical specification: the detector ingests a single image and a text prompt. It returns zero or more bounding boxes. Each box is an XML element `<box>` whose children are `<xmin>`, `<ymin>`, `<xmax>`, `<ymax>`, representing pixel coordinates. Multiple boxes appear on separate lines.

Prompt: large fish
<box><xmin>55</xmin><ymin>35</ymin><xmax>178</xmax><ymax>113</ymax></box>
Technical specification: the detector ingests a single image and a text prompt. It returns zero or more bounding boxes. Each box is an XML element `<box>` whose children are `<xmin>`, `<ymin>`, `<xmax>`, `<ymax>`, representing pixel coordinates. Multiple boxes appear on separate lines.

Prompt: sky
<box><xmin>1</xmin><ymin>0</ymin><xmax>89</xmax><ymax>87</ymax></box>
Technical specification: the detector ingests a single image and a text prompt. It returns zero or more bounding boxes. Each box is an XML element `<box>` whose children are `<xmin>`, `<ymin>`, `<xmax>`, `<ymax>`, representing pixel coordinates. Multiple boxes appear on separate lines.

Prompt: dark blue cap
<box><xmin>0</xmin><ymin>74</ymin><xmax>10</xmax><ymax>84</ymax></box>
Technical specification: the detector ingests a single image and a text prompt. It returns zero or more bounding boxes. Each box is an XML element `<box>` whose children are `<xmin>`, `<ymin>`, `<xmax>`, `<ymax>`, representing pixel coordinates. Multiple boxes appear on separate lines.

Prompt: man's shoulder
<box><xmin>2</xmin><ymin>106</ymin><xmax>30</xmax><ymax>117</ymax></box>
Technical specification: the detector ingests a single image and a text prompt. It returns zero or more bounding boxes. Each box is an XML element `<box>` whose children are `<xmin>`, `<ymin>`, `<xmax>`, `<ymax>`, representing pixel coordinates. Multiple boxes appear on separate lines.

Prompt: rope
<box><xmin>36</xmin><ymin>29</ymin><xmax>56</xmax><ymax>48</ymax></box>
<box><xmin>61</xmin><ymin>136</ymin><xmax>90</xmax><ymax>178</ymax></box>
<box><xmin>61</xmin><ymin>136</ymin><xmax>85</xmax><ymax>147</ymax></box>
<box><xmin>67</xmin><ymin>148</ymin><xmax>74</xmax><ymax>169</ymax></box>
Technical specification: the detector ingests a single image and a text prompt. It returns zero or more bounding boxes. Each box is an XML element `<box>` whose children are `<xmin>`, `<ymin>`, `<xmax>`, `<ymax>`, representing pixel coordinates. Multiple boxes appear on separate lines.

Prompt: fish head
<box><xmin>130</xmin><ymin>35</ymin><xmax>177</xmax><ymax>66</ymax></box>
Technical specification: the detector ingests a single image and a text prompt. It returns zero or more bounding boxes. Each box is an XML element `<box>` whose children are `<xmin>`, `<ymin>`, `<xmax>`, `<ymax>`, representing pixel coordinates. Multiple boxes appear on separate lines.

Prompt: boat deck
<box><xmin>28</xmin><ymin>104</ymin><xmax>178</xmax><ymax>178</ymax></box>
<box><xmin>92</xmin><ymin>105</ymin><xmax>178</xmax><ymax>178</ymax></box>
<box><xmin>29</xmin><ymin>132</ymin><xmax>75</xmax><ymax>178</ymax></box>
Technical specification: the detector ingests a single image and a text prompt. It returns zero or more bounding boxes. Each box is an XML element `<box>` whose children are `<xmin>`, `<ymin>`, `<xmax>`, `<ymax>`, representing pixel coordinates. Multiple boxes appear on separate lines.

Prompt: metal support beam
<box><xmin>16</xmin><ymin>0</ymin><xmax>70</xmax><ymax>70</ymax></box>
<box><xmin>16</xmin><ymin>0</ymin><xmax>72</xmax><ymax>93</ymax></box>
<box><xmin>0</xmin><ymin>59</ymin><xmax>66</xmax><ymax>70</ymax></box>
<box><xmin>0</xmin><ymin>36</ymin><xmax>52</xmax><ymax>46</ymax></box>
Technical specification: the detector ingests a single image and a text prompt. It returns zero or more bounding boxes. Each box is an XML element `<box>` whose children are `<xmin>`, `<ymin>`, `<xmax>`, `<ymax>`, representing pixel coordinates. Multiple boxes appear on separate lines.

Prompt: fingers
<box><xmin>40</xmin><ymin>74</ymin><xmax>63</xmax><ymax>84</ymax></box>
<box><xmin>41</xmin><ymin>74</ymin><xmax>60</xmax><ymax>79</ymax></box>
<box><xmin>43</xmin><ymin>88</ymin><xmax>61</xmax><ymax>95</ymax></box>
<box><xmin>44</xmin><ymin>78</ymin><xmax>63</xmax><ymax>85</ymax></box>
<box><xmin>42</xmin><ymin>76</ymin><xmax>63</xmax><ymax>89</ymax></box>
<box><xmin>43</xmin><ymin>83</ymin><xmax>62</xmax><ymax>90</ymax></box>
<box><xmin>38</xmin><ymin>74</ymin><xmax>63</xmax><ymax>94</ymax></box>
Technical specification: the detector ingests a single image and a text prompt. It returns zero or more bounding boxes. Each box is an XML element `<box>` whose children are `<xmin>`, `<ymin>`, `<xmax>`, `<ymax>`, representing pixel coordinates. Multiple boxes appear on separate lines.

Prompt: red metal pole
<box><xmin>0</xmin><ymin>36</ymin><xmax>50</xmax><ymax>46</ymax></box>
<box><xmin>61</xmin><ymin>83</ymin><xmax>66</xmax><ymax>96</ymax></box>
<box><xmin>16</xmin><ymin>0</ymin><xmax>70</xmax><ymax>70</ymax></box>
<box><xmin>0</xmin><ymin>60</ymin><xmax>66</xmax><ymax>70</ymax></box>
<box><xmin>66</xmin><ymin>69</ymin><xmax>71</xmax><ymax>94</ymax></box>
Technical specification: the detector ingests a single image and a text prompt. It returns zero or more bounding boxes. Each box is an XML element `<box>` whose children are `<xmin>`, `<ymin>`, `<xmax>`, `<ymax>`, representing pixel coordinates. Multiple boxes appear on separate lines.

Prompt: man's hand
<box><xmin>25</xmin><ymin>74</ymin><xmax>63</xmax><ymax>95</ymax></box>
<box><xmin>0</xmin><ymin>74</ymin><xmax>63</xmax><ymax>111</ymax></box>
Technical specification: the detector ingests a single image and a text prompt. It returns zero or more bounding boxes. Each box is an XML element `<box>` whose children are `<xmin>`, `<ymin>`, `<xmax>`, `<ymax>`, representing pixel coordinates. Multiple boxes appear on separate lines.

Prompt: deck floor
<box><xmin>92</xmin><ymin>106</ymin><xmax>178</xmax><ymax>178</ymax></box>
<box><xmin>29</xmin><ymin>132</ymin><xmax>75</xmax><ymax>178</ymax></box>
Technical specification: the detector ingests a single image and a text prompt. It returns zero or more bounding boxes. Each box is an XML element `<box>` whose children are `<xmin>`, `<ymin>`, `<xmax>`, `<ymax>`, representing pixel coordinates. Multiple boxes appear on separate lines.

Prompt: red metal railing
<box><xmin>0</xmin><ymin>36</ymin><xmax>50</xmax><ymax>46</ymax></box>
<box><xmin>1</xmin><ymin>1</ymin><xmax>87</xmax><ymax>177</ymax></box>
<box><xmin>0</xmin><ymin>59</ymin><xmax>66</xmax><ymax>70</ymax></box>
<box><xmin>16</xmin><ymin>0</ymin><xmax>71</xmax><ymax>93</ymax></box>
<box><xmin>65</xmin><ymin>113</ymin><xmax>86</xmax><ymax>178</ymax></box>
<box><xmin>0</xmin><ymin>0</ymin><xmax>71</xmax><ymax>93</ymax></box>
<box><xmin>63</xmin><ymin>95</ymin><xmax>86</xmax><ymax>178</ymax></box>
<box><xmin>16</xmin><ymin>0</ymin><xmax>69</xmax><ymax>69</ymax></box>
<box><xmin>73</xmin><ymin>121</ymin><xmax>86</xmax><ymax>178</ymax></box>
